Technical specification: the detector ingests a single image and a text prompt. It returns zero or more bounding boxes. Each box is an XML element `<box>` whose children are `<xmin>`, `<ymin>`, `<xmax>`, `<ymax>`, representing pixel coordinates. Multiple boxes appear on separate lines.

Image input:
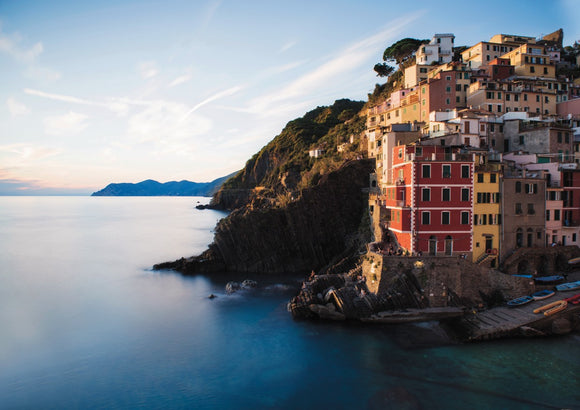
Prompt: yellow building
<box><xmin>472</xmin><ymin>153</ymin><xmax>502</xmax><ymax>268</ymax></box>
<box><xmin>461</xmin><ymin>41</ymin><xmax>518</xmax><ymax>69</ymax></box>
<box><xmin>501</xmin><ymin>44</ymin><xmax>556</xmax><ymax>79</ymax></box>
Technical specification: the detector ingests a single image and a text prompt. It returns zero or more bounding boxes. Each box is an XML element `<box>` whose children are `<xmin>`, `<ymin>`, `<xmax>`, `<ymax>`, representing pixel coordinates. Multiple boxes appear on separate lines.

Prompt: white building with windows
<box><xmin>415</xmin><ymin>33</ymin><xmax>455</xmax><ymax>66</ymax></box>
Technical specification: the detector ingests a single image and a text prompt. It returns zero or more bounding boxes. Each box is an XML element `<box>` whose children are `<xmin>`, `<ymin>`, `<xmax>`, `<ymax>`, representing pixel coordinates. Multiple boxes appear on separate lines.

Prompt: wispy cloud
<box><xmin>278</xmin><ymin>41</ymin><xmax>297</xmax><ymax>54</ymax></box>
<box><xmin>127</xmin><ymin>100</ymin><xmax>212</xmax><ymax>143</ymax></box>
<box><xmin>244</xmin><ymin>13</ymin><xmax>422</xmax><ymax>117</ymax></box>
<box><xmin>0</xmin><ymin>24</ymin><xmax>43</xmax><ymax>63</ymax></box>
<box><xmin>6</xmin><ymin>98</ymin><xmax>29</xmax><ymax>116</ymax></box>
<box><xmin>138</xmin><ymin>61</ymin><xmax>159</xmax><ymax>79</ymax></box>
<box><xmin>24</xmin><ymin>66</ymin><xmax>61</xmax><ymax>82</ymax></box>
<box><xmin>43</xmin><ymin>111</ymin><xmax>89</xmax><ymax>136</ymax></box>
<box><xmin>180</xmin><ymin>85</ymin><xmax>244</xmax><ymax>120</ymax></box>
<box><xmin>0</xmin><ymin>144</ymin><xmax>61</xmax><ymax>161</ymax></box>
<box><xmin>25</xmin><ymin>88</ymin><xmax>129</xmax><ymax>116</ymax></box>
<box><xmin>168</xmin><ymin>72</ymin><xmax>192</xmax><ymax>87</ymax></box>
<box><xmin>200</xmin><ymin>0</ymin><xmax>222</xmax><ymax>32</ymax></box>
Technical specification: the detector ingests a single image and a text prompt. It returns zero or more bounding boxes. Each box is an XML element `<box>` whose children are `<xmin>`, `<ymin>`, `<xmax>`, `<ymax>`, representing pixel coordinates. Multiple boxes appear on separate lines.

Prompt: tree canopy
<box><xmin>373</xmin><ymin>63</ymin><xmax>395</xmax><ymax>77</ymax></box>
<box><xmin>382</xmin><ymin>38</ymin><xmax>429</xmax><ymax>67</ymax></box>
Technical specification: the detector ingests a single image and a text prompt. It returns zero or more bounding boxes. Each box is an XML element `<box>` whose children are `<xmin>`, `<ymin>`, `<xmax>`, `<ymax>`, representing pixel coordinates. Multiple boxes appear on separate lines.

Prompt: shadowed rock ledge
<box><xmin>154</xmin><ymin>159</ymin><xmax>375</xmax><ymax>274</ymax></box>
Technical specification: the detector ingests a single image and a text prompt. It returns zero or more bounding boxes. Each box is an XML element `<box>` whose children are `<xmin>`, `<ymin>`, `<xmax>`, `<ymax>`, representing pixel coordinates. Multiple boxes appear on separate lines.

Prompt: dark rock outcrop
<box><xmin>154</xmin><ymin>159</ymin><xmax>374</xmax><ymax>274</ymax></box>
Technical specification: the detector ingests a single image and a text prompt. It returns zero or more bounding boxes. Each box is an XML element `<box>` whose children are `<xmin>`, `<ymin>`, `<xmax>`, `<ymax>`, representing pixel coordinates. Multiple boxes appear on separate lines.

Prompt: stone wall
<box><xmin>362</xmin><ymin>253</ymin><xmax>535</xmax><ymax>307</ymax></box>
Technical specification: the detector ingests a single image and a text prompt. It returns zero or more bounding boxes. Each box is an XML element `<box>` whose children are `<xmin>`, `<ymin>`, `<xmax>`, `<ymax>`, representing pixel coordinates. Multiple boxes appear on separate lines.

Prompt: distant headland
<box><xmin>91</xmin><ymin>174</ymin><xmax>236</xmax><ymax>197</ymax></box>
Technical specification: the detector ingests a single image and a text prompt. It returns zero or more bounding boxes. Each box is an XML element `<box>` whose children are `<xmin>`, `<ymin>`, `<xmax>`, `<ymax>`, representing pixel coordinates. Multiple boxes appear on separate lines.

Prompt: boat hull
<box><xmin>531</xmin><ymin>290</ymin><xmax>555</xmax><ymax>301</ymax></box>
<box><xmin>533</xmin><ymin>300</ymin><xmax>567</xmax><ymax>316</ymax></box>
<box><xmin>555</xmin><ymin>281</ymin><xmax>580</xmax><ymax>292</ymax></box>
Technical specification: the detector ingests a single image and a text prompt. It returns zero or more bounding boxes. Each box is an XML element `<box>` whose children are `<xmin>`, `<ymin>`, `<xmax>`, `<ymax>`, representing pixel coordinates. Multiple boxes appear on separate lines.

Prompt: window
<box><xmin>519</xmin><ymin>135</ymin><xmax>524</xmax><ymax>145</ymax></box>
<box><xmin>422</xmin><ymin>188</ymin><xmax>431</xmax><ymax>202</ymax></box>
<box><xmin>461</xmin><ymin>188</ymin><xmax>469</xmax><ymax>201</ymax></box>
<box><xmin>558</xmin><ymin>132</ymin><xmax>562</xmax><ymax>143</ymax></box>
<box><xmin>416</xmin><ymin>147</ymin><xmax>423</xmax><ymax>156</ymax></box>
<box><xmin>443</xmin><ymin>165</ymin><xmax>451</xmax><ymax>178</ymax></box>
<box><xmin>530</xmin><ymin>66</ymin><xmax>535</xmax><ymax>73</ymax></box>
<box><xmin>515</xmin><ymin>181</ymin><xmax>522</xmax><ymax>193</ymax></box>
<box><xmin>515</xmin><ymin>203</ymin><xmax>523</xmax><ymax>214</ymax></box>
<box><xmin>490</xmin><ymin>174</ymin><xmax>497</xmax><ymax>183</ymax></box>
<box><xmin>461</xmin><ymin>211</ymin><xmax>469</xmax><ymax>225</ymax></box>
<box><xmin>546</xmin><ymin>210</ymin><xmax>550</xmax><ymax>221</ymax></box>
<box><xmin>398</xmin><ymin>148</ymin><xmax>403</xmax><ymax>158</ymax></box>
<box><xmin>555</xmin><ymin>209</ymin><xmax>561</xmax><ymax>221</ymax></box>
<box><xmin>506</xmin><ymin>94</ymin><xmax>511</xmax><ymax>101</ymax></box>
<box><xmin>536</xmin><ymin>95</ymin><xmax>540</xmax><ymax>102</ymax></box>
<box><xmin>524</xmin><ymin>94</ymin><xmax>528</xmax><ymax>101</ymax></box>
<box><xmin>573</xmin><ymin>233</ymin><xmax>577</xmax><ymax>242</ymax></box>
<box><xmin>442</xmin><ymin>188</ymin><xmax>451</xmax><ymax>201</ymax></box>
<box><xmin>442</xmin><ymin>211</ymin><xmax>450</xmax><ymax>225</ymax></box>
<box><xmin>422</xmin><ymin>164</ymin><xmax>431</xmax><ymax>178</ymax></box>
<box><xmin>477</xmin><ymin>173</ymin><xmax>484</xmax><ymax>183</ymax></box>
<box><xmin>473</xmin><ymin>214</ymin><xmax>478</xmax><ymax>225</ymax></box>
<box><xmin>527</xmin><ymin>203</ymin><xmax>535</xmax><ymax>215</ymax></box>
<box><xmin>422</xmin><ymin>211</ymin><xmax>430</xmax><ymax>225</ymax></box>
<box><xmin>462</xmin><ymin>165</ymin><xmax>470</xmax><ymax>178</ymax></box>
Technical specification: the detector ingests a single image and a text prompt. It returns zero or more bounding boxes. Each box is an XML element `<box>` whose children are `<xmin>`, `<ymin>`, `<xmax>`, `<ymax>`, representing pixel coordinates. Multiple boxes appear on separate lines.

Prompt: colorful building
<box><xmin>387</xmin><ymin>145</ymin><xmax>473</xmax><ymax>256</ymax></box>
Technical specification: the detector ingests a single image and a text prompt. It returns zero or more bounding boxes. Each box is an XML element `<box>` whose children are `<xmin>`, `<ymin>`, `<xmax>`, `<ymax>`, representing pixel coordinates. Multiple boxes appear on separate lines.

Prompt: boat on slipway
<box><xmin>564</xmin><ymin>294</ymin><xmax>580</xmax><ymax>305</ymax></box>
<box><xmin>506</xmin><ymin>295</ymin><xmax>534</xmax><ymax>307</ymax></box>
<box><xmin>531</xmin><ymin>289</ymin><xmax>555</xmax><ymax>301</ymax></box>
<box><xmin>534</xmin><ymin>275</ymin><xmax>564</xmax><ymax>285</ymax></box>
<box><xmin>555</xmin><ymin>281</ymin><xmax>580</xmax><ymax>292</ymax></box>
<box><xmin>533</xmin><ymin>300</ymin><xmax>568</xmax><ymax>316</ymax></box>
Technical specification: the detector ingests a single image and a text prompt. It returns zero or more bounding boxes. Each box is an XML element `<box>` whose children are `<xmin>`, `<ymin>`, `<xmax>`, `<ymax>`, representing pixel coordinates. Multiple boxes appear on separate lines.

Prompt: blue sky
<box><xmin>1</xmin><ymin>0</ymin><xmax>578</xmax><ymax>194</ymax></box>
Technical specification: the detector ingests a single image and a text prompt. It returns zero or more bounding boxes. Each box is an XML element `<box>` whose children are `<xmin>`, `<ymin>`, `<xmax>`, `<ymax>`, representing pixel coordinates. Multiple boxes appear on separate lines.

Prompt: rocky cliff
<box><xmin>205</xmin><ymin>99</ymin><xmax>366</xmax><ymax>210</ymax></box>
<box><xmin>154</xmin><ymin>159</ymin><xmax>374</xmax><ymax>274</ymax></box>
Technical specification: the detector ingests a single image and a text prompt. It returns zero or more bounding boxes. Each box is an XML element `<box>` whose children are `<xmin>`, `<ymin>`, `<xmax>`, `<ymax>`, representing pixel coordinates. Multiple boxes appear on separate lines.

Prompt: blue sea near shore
<box><xmin>0</xmin><ymin>196</ymin><xmax>579</xmax><ymax>410</ymax></box>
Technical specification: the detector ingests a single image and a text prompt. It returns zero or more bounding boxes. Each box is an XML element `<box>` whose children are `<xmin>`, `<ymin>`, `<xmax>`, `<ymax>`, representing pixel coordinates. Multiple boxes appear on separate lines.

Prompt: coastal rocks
<box><xmin>225</xmin><ymin>279</ymin><xmax>258</xmax><ymax>294</ymax></box>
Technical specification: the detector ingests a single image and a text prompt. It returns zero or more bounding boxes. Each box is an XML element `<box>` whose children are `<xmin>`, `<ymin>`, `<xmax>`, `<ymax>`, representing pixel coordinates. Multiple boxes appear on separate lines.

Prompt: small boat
<box><xmin>531</xmin><ymin>289</ymin><xmax>555</xmax><ymax>301</ymax></box>
<box><xmin>507</xmin><ymin>295</ymin><xmax>534</xmax><ymax>307</ymax></box>
<box><xmin>563</xmin><ymin>294</ymin><xmax>580</xmax><ymax>305</ymax></box>
<box><xmin>555</xmin><ymin>280</ymin><xmax>580</xmax><ymax>292</ymax></box>
<box><xmin>533</xmin><ymin>300</ymin><xmax>567</xmax><ymax>316</ymax></box>
<box><xmin>568</xmin><ymin>257</ymin><xmax>580</xmax><ymax>264</ymax></box>
<box><xmin>534</xmin><ymin>275</ymin><xmax>564</xmax><ymax>285</ymax></box>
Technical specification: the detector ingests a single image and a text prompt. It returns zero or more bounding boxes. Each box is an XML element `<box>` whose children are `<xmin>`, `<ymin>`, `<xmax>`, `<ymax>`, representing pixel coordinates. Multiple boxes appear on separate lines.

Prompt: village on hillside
<box><xmin>362</xmin><ymin>29</ymin><xmax>580</xmax><ymax>271</ymax></box>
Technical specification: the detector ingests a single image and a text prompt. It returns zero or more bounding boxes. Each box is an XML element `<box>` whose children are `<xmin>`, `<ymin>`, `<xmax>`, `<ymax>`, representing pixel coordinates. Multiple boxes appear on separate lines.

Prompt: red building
<box><xmin>386</xmin><ymin>144</ymin><xmax>474</xmax><ymax>256</ymax></box>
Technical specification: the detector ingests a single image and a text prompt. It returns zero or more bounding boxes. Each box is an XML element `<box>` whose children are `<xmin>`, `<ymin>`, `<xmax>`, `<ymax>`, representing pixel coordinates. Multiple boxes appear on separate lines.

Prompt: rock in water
<box><xmin>241</xmin><ymin>279</ymin><xmax>257</xmax><ymax>289</ymax></box>
<box><xmin>225</xmin><ymin>281</ymin><xmax>240</xmax><ymax>294</ymax></box>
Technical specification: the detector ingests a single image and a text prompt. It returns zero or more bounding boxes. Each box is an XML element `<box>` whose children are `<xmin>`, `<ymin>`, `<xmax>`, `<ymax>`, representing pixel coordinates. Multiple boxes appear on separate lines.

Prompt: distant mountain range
<box><xmin>91</xmin><ymin>174</ymin><xmax>235</xmax><ymax>197</ymax></box>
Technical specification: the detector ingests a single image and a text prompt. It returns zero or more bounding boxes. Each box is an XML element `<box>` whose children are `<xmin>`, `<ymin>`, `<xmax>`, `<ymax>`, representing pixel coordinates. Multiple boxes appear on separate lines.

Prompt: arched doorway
<box><xmin>445</xmin><ymin>235</ymin><xmax>453</xmax><ymax>256</ymax></box>
<box><xmin>429</xmin><ymin>235</ymin><xmax>437</xmax><ymax>255</ymax></box>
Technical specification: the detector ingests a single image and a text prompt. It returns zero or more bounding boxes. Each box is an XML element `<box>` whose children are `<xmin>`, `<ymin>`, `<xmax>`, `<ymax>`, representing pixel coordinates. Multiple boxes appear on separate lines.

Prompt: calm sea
<box><xmin>0</xmin><ymin>196</ymin><xmax>578</xmax><ymax>410</ymax></box>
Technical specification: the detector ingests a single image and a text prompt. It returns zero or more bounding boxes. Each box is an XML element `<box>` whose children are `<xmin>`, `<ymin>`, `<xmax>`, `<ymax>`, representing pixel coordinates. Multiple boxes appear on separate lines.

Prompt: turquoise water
<box><xmin>0</xmin><ymin>197</ymin><xmax>578</xmax><ymax>409</ymax></box>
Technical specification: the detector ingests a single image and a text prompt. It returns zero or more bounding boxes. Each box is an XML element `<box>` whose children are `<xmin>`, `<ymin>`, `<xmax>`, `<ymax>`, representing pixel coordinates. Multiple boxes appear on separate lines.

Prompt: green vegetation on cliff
<box><xmin>219</xmin><ymin>99</ymin><xmax>365</xmax><ymax>200</ymax></box>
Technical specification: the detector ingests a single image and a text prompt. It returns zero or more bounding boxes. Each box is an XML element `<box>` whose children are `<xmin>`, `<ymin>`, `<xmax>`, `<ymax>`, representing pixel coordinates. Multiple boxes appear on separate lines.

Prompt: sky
<box><xmin>1</xmin><ymin>0</ymin><xmax>579</xmax><ymax>195</ymax></box>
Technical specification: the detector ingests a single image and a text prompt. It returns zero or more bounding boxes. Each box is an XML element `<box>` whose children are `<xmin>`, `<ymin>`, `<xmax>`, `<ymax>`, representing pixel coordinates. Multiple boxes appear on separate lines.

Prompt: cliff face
<box><xmin>155</xmin><ymin>159</ymin><xmax>374</xmax><ymax>274</ymax></box>
<box><xmin>208</xmin><ymin>99</ymin><xmax>366</xmax><ymax>210</ymax></box>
